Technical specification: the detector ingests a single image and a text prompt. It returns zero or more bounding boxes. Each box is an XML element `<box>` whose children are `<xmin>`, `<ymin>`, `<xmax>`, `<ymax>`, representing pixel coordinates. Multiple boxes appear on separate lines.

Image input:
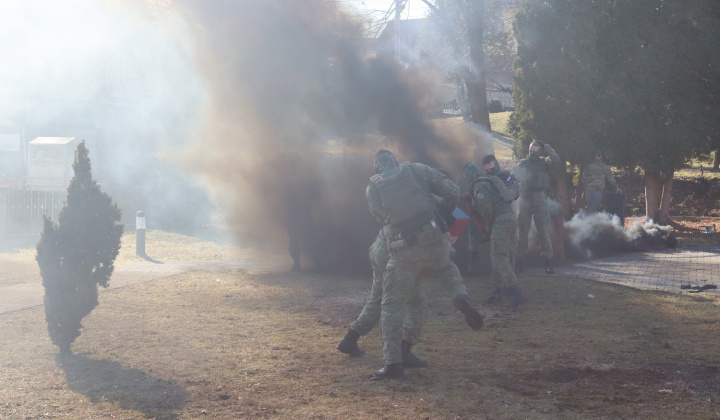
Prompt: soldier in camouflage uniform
<box><xmin>464</xmin><ymin>162</ymin><xmax>527</xmax><ymax>309</ymax></box>
<box><xmin>364</xmin><ymin>150</ymin><xmax>483</xmax><ymax>380</ymax></box>
<box><xmin>512</xmin><ymin>141</ymin><xmax>559</xmax><ymax>274</ymax></box>
<box><xmin>581</xmin><ymin>150</ymin><xmax>622</xmax><ymax>213</ymax></box>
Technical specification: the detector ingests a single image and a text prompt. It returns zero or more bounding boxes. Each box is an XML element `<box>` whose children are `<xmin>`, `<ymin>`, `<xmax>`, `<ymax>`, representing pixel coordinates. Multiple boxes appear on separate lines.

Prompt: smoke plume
<box><xmin>169</xmin><ymin>0</ymin><xmax>493</xmax><ymax>271</ymax></box>
<box><xmin>564</xmin><ymin>212</ymin><xmax>677</xmax><ymax>260</ymax></box>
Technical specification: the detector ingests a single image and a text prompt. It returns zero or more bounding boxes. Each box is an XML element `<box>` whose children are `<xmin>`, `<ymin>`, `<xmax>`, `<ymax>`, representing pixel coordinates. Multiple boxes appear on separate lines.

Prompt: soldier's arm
<box><xmin>366</xmin><ymin>184</ymin><xmax>385</xmax><ymax>225</ymax></box>
<box><xmin>544</xmin><ymin>144</ymin><xmax>560</xmax><ymax>166</ymax></box>
<box><xmin>505</xmin><ymin>173</ymin><xmax>521</xmax><ymax>200</ymax></box>
<box><xmin>488</xmin><ymin>175</ymin><xmax>518</xmax><ymax>201</ymax></box>
<box><xmin>412</xmin><ymin>163</ymin><xmax>460</xmax><ymax>208</ymax></box>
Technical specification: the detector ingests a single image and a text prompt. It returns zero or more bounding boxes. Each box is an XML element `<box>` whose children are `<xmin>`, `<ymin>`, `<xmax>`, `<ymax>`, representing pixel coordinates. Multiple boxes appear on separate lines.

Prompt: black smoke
<box><xmin>169</xmin><ymin>0</ymin><xmax>493</xmax><ymax>272</ymax></box>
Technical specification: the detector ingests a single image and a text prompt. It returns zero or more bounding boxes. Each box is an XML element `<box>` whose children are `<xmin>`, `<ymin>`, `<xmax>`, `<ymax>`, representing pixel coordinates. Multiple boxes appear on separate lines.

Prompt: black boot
<box><xmin>401</xmin><ymin>341</ymin><xmax>428</xmax><ymax>369</ymax></box>
<box><xmin>371</xmin><ymin>363</ymin><xmax>405</xmax><ymax>380</ymax></box>
<box><xmin>452</xmin><ymin>293</ymin><xmax>484</xmax><ymax>330</ymax></box>
<box><xmin>466</xmin><ymin>251</ymin><xmax>480</xmax><ymax>276</ymax></box>
<box><xmin>336</xmin><ymin>329</ymin><xmax>365</xmax><ymax>357</ymax></box>
<box><xmin>507</xmin><ymin>285</ymin><xmax>528</xmax><ymax>309</ymax></box>
<box><xmin>545</xmin><ymin>259</ymin><xmax>555</xmax><ymax>274</ymax></box>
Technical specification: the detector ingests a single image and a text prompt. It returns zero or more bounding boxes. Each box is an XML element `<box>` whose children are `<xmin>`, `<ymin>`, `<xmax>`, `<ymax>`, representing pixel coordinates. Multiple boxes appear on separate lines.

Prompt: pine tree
<box><xmin>36</xmin><ymin>141</ymin><xmax>123</xmax><ymax>354</ymax></box>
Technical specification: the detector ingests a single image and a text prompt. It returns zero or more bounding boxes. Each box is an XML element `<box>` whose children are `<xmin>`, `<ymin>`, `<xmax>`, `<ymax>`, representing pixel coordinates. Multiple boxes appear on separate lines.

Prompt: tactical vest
<box><xmin>471</xmin><ymin>177</ymin><xmax>512</xmax><ymax>222</ymax></box>
<box><xmin>522</xmin><ymin>158</ymin><xmax>549</xmax><ymax>191</ymax></box>
<box><xmin>371</xmin><ymin>163</ymin><xmax>436</xmax><ymax>235</ymax></box>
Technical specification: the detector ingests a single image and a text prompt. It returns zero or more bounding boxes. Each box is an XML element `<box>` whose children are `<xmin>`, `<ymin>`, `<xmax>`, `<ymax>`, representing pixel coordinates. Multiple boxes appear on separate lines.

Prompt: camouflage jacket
<box><xmin>366</xmin><ymin>162</ymin><xmax>459</xmax><ymax>226</ymax></box>
<box><xmin>581</xmin><ymin>161</ymin><xmax>617</xmax><ymax>191</ymax></box>
<box><xmin>512</xmin><ymin>145</ymin><xmax>560</xmax><ymax>194</ymax></box>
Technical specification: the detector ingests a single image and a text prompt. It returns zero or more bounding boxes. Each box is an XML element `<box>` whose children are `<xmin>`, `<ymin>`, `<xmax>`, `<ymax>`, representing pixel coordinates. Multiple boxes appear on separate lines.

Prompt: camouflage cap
<box><xmin>463</xmin><ymin>162</ymin><xmax>484</xmax><ymax>184</ymax></box>
<box><xmin>374</xmin><ymin>149</ymin><xmax>398</xmax><ymax>174</ymax></box>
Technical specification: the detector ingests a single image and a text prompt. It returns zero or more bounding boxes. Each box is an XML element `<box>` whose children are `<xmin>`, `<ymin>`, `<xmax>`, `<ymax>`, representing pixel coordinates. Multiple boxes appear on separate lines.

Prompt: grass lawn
<box><xmin>1</xmin><ymin>233</ymin><xmax>719</xmax><ymax>419</ymax></box>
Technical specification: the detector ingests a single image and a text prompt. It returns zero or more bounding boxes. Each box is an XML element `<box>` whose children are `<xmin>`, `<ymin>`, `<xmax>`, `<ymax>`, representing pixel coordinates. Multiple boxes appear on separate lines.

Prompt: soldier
<box><xmin>512</xmin><ymin>140</ymin><xmax>559</xmax><ymax>274</ymax></box>
<box><xmin>581</xmin><ymin>150</ymin><xmax>622</xmax><ymax>213</ymax></box>
<box><xmin>364</xmin><ymin>150</ymin><xmax>483</xmax><ymax>380</ymax></box>
<box><xmin>464</xmin><ymin>161</ymin><xmax>527</xmax><ymax>308</ymax></box>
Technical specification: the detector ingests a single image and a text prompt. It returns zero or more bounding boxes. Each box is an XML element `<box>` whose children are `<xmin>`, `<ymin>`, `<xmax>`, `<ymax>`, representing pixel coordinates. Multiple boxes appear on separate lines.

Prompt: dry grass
<box><xmin>1</xmin><ymin>259</ymin><xmax>720</xmax><ymax>419</ymax></box>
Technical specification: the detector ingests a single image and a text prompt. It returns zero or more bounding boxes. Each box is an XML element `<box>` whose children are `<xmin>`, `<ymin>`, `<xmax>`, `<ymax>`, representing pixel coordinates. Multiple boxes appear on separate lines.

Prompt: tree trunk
<box><xmin>554</xmin><ymin>162</ymin><xmax>571</xmax><ymax>218</ymax></box>
<box><xmin>644</xmin><ymin>172</ymin><xmax>662</xmax><ymax>222</ymax></box>
<box><xmin>465</xmin><ymin>0</ymin><xmax>491</xmax><ymax>131</ymax></box>
<box><xmin>714</xmin><ymin>149</ymin><xmax>720</xmax><ymax>170</ymax></box>
<box><xmin>657</xmin><ymin>172</ymin><xmax>674</xmax><ymax>224</ymax></box>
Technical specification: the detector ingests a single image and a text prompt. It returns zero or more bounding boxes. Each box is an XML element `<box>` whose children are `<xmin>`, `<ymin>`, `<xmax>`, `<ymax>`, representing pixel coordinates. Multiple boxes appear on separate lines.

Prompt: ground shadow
<box><xmin>142</xmin><ymin>254</ymin><xmax>164</xmax><ymax>264</ymax></box>
<box><xmin>56</xmin><ymin>353</ymin><xmax>187</xmax><ymax>420</ymax></box>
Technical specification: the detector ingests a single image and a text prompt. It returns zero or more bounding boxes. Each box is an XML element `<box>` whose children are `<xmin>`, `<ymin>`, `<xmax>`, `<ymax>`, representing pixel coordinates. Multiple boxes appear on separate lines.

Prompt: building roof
<box><xmin>29</xmin><ymin>137</ymin><xmax>77</xmax><ymax>145</ymax></box>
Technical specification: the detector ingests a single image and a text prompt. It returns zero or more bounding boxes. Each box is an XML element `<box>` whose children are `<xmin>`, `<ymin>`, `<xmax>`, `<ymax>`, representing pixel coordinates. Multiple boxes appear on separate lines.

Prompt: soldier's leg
<box><xmin>516</xmin><ymin>196</ymin><xmax>533</xmax><ymax>269</ymax></box>
<box><xmin>339</xmin><ymin>234</ymin><xmax>386</xmax><ymax>357</ymax></box>
<box><xmin>380</xmin><ymin>257</ymin><xmax>420</xmax><ymax>367</ymax></box>
<box><xmin>402</xmin><ymin>278</ymin><xmax>427</xmax><ymax>346</ymax></box>
<box><xmin>428</xmin><ymin>237</ymin><xmax>483</xmax><ymax>330</ymax></box>
<box><xmin>488</xmin><ymin>227</ymin><xmax>504</xmax><ymax>301</ymax></box>
<box><xmin>585</xmin><ymin>189</ymin><xmax>602</xmax><ymax>213</ymax></box>
<box><xmin>491</xmin><ymin>216</ymin><xmax>517</xmax><ymax>290</ymax></box>
<box><xmin>401</xmin><ymin>278</ymin><xmax>428</xmax><ymax>368</ymax></box>
<box><xmin>466</xmin><ymin>222</ymin><xmax>482</xmax><ymax>275</ymax></box>
<box><xmin>533</xmin><ymin>194</ymin><xmax>554</xmax><ymax>260</ymax></box>
<box><xmin>350</xmin><ymin>234</ymin><xmax>387</xmax><ymax>335</ymax></box>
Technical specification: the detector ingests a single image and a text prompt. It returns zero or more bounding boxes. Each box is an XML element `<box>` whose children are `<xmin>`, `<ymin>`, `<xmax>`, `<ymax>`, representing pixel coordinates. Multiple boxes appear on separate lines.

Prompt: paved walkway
<box><xmin>0</xmin><ymin>257</ymin><xmax>288</xmax><ymax>315</ymax></box>
<box><xmin>2</xmin><ymin>246</ymin><xmax>718</xmax><ymax>315</ymax></box>
<box><xmin>554</xmin><ymin>246</ymin><xmax>720</xmax><ymax>295</ymax></box>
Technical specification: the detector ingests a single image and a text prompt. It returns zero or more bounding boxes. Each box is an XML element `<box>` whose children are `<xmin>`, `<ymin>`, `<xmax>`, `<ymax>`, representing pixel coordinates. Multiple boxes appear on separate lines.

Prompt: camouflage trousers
<box><xmin>517</xmin><ymin>191</ymin><xmax>553</xmax><ymax>259</ymax></box>
<box><xmin>490</xmin><ymin>212</ymin><xmax>519</xmax><ymax>293</ymax></box>
<box><xmin>351</xmin><ymin>232</ymin><xmax>427</xmax><ymax>346</ymax></box>
<box><xmin>380</xmin><ymin>232</ymin><xmax>467</xmax><ymax>365</ymax></box>
<box><xmin>351</xmin><ymin>232</ymin><xmax>468</xmax><ymax>349</ymax></box>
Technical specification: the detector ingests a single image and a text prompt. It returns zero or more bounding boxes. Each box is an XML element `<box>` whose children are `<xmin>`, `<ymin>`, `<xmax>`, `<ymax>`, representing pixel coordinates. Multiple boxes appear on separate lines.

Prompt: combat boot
<box><xmin>401</xmin><ymin>341</ymin><xmax>428</xmax><ymax>369</ymax></box>
<box><xmin>466</xmin><ymin>251</ymin><xmax>480</xmax><ymax>276</ymax></box>
<box><xmin>507</xmin><ymin>285</ymin><xmax>528</xmax><ymax>309</ymax></box>
<box><xmin>371</xmin><ymin>363</ymin><xmax>405</xmax><ymax>380</ymax></box>
<box><xmin>545</xmin><ymin>259</ymin><xmax>555</xmax><ymax>274</ymax></box>
<box><xmin>452</xmin><ymin>293</ymin><xmax>484</xmax><ymax>330</ymax></box>
<box><xmin>336</xmin><ymin>329</ymin><xmax>365</xmax><ymax>357</ymax></box>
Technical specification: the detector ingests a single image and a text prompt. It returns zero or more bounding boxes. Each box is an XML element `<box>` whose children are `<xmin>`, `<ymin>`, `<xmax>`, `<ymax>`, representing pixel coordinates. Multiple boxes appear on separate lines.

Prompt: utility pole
<box><xmin>394</xmin><ymin>0</ymin><xmax>407</xmax><ymax>61</ymax></box>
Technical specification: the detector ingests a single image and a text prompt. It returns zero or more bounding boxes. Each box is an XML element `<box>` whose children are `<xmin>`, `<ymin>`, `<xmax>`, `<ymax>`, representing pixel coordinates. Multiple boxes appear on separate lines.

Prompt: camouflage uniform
<box><xmin>367</xmin><ymin>159</ymin><xmax>471</xmax><ymax>367</ymax></box>
<box><xmin>512</xmin><ymin>144</ymin><xmax>559</xmax><ymax>262</ymax></box>
<box><xmin>464</xmin><ymin>163</ymin><xmax>521</xmax><ymax>299</ymax></box>
<box><xmin>350</xmin><ymin>230</ymin><xmax>427</xmax><ymax>346</ymax></box>
<box><xmin>581</xmin><ymin>160</ymin><xmax>618</xmax><ymax>213</ymax></box>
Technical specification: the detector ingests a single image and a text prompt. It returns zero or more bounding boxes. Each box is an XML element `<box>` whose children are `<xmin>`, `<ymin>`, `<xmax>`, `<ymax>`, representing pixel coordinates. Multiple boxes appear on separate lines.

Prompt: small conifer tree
<box><xmin>37</xmin><ymin>141</ymin><xmax>123</xmax><ymax>354</ymax></box>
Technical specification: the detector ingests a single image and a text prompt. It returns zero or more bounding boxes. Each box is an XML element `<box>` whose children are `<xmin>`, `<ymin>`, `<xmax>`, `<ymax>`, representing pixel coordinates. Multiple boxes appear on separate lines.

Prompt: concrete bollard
<box><xmin>136</xmin><ymin>210</ymin><xmax>146</xmax><ymax>257</ymax></box>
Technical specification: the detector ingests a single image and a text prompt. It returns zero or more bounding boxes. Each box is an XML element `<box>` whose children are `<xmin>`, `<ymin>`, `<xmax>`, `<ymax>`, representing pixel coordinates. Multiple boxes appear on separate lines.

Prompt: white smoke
<box><xmin>564</xmin><ymin>212</ymin><xmax>676</xmax><ymax>260</ymax></box>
